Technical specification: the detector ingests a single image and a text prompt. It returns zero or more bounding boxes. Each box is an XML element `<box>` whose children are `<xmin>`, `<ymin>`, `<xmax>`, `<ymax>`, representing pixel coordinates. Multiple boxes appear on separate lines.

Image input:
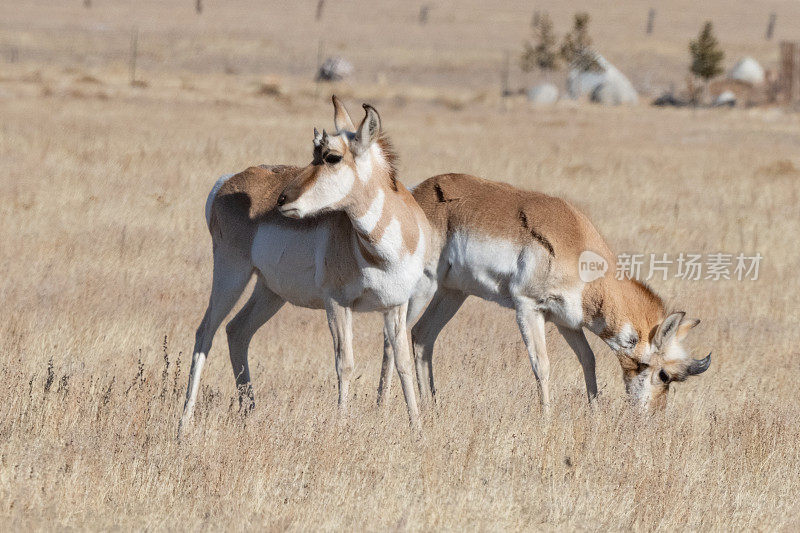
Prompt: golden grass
<box><xmin>2</xmin><ymin>1</ymin><xmax>800</xmax><ymax>530</ymax></box>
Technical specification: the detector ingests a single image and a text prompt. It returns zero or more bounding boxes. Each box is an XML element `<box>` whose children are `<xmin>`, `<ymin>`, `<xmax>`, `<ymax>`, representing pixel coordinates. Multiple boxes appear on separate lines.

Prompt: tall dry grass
<box><xmin>2</xmin><ymin>79</ymin><xmax>800</xmax><ymax>530</ymax></box>
<box><xmin>2</xmin><ymin>1</ymin><xmax>800</xmax><ymax>529</ymax></box>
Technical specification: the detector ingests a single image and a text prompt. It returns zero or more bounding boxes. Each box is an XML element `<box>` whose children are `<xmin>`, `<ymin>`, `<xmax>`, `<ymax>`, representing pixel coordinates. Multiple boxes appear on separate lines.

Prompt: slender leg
<box><xmin>406</xmin><ymin>274</ymin><xmax>439</xmax><ymax>327</ymax></box>
<box><xmin>556</xmin><ymin>326</ymin><xmax>598</xmax><ymax>401</ymax></box>
<box><xmin>378</xmin><ymin>275</ymin><xmax>438</xmax><ymax>406</ymax></box>
<box><xmin>410</xmin><ymin>287</ymin><xmax>466</xmax><ymax>408</ymax></box>
<box><xmin>385</xmin><ymin>302</ymin><xmax>420</xmax><ymax>428</ymax></box>
<box><xmin>377</xmin><ymin>321</ymin><xmax>394</xmax><ymax>406</ymax></box>
<box><xmin>225</xmin><ymin>276</ymin><xmax>285</xmax><ymax>411</ymax></box>
<box><xmin>325</xmin><ymin>300</ymin><xmax>354</xmax><ymax>413</ymax></box>
<box><xmin>514</xmin><ymin>300</ymin><xmax>551</xmax><ymax>413</ymax></box>
<box><xmin>180</xmin><ymin>250</ymin><xmax>252</xmax><ymax>436</ymax></box>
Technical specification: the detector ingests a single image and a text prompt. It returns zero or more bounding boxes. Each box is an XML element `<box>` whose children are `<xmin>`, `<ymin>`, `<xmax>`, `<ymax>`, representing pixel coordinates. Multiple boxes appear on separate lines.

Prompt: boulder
<box><xmin>567</xmin><ymin>53</ymin><xmax>638</xmax><ymax>105</ymax></box>
<box><xmin>714</xmin><ymin>90</ymin><xmax>736</xmax><ymax>107</ymax></box>
<box><xmin>567</xmin><ymin>67</ymin><xmax>605</xmax><ymax>99</ymax></box>
<box><xmin>590</xmin><ymin>78</ymin><xmax>638</xmax><ymax>105</ymax></box>
<box><xmin>316</xmin><ymin>57</ymin><xmax>353</xmax><ymax>82</ymax></box>
<box><xmin>526</xmin><ymin>83</ymin><xmax>559</xmax><ymax>105</ymax></box>
<box><xmin>729</xmin><ymin>57</ymin><xmax>765</xmax><ymax>86</ymax></box>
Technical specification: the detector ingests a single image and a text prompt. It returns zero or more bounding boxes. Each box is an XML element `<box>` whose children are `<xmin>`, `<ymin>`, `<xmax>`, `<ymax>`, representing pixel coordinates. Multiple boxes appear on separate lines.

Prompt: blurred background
<box><xmin>4</xmin><ymin>0</ymin><xmax>800</xmax><ymax>106</ymax></box>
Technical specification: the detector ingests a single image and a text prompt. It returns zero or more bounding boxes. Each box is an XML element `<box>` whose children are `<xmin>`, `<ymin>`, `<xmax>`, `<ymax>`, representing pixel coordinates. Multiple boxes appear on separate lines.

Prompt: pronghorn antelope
<box><xmin>379</xmin><ymin>173</ymin><xmax>711</xmax><ymax>412</ymax></box>
<box><xmin>179</xmin><ymin>97</ymin><xmax>436</xmax><ymax>434</ymax></box>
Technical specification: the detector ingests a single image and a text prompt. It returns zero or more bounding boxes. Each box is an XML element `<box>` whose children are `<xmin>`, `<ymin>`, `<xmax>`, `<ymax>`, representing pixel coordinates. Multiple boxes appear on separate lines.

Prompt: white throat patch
<box><xmin>356</xmin><ymin>189</ymin><xmax>385</xmax><ymax>234</ymax></box>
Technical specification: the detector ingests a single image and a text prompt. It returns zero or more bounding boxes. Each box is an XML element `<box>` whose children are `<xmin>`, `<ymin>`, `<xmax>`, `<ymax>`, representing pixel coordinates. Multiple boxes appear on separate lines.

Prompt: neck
<box><xmin>584</xmin><ymin>277</ymin><xmax>665</xmax><ymax>354</ymax></box>
<box><xmin>345</xmin><ymin>177</ymin><xmax>417</xmax><ymax>264</ymax></box>
<box><xmin>342</xmin><ymin>138</ymin><xmax>422</xmax><ymax>265</ymax></box>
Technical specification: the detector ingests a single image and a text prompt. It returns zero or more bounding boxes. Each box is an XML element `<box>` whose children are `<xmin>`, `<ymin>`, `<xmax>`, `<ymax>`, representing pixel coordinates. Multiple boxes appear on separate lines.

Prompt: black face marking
<box><xmin>312</xmin><ymin>144</ymin><xmax>324</xmax><ymax>165</ymax></box>
<box><xmin>658</xmin><ymin>369</ymin><xmax>670</xmax><ymax>383</ymax></box>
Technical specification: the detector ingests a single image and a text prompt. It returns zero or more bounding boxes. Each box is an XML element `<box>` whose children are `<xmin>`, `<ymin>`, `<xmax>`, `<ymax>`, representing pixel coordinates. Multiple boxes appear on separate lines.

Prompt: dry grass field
<box><xmin>2</xmin><ymin>1</ymin><xmax>800</xmax><ymax>530</ymax></box>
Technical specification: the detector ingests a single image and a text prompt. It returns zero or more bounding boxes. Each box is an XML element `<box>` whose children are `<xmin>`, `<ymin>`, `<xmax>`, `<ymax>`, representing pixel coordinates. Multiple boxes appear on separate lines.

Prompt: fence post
<box><xmin>766</xmin><ymin>13</ymin><xmax>777</xmax><ymax>40</ymax></box>
<box><xmin>129</xmin><ymin>27</ymin><xmax>139</xmax><ymax>86</ymax></box>
<box><xmin>778</xmin><ymin>41</ymin><xmax>800</xmax><ymax>104</ymax></box>
<box><xmin>646</xmin><ymin>8</ymin><xmax>656</xmax><ymax>35</ymax></box>
<box><xmin>501</xmin><ymin>50</ymin><xmax>510</xmax><ymax>96</ymax></box>
<box><xmin>419</xmin><ymin>4</ymin><xmax>430</xmax><ymax>25</ymax></box>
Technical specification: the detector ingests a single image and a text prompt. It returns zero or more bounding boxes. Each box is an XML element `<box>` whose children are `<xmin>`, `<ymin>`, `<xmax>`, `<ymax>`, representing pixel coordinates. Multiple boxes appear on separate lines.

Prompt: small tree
<box><xmin>560</xmin><ymin>13</ymin><xmax>592</xmax><ymax>64</ymax></box>
<box><xmin>560</xmin><ymin>13</ymin><xmax>599</xmax><ymax>71</ymax></box>
<box><xmin>521</xmin><ymin>12</ymin><xmax>559</xmax><ymax>74</ymax></box>
<box><xmin>689</xmin><ymin>22</ymin><xmax>724</xmax><ymax>83</ymax></box>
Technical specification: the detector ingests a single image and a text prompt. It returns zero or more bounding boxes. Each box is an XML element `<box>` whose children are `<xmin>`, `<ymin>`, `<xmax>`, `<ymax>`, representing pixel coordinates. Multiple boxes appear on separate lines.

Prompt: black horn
<box><xmin>687</xmin><ymin>352</ymin><xmax>711</xmax><ymax>375</ymax></box>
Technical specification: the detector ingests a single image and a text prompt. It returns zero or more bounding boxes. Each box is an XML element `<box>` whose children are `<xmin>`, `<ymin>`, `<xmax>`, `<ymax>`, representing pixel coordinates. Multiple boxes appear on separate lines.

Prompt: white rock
<box><xmin>526</xmin><ymin>83</ymin><xmax>559</xmax><ymax>105</ymax></box>
<box><xmin>567</xmin><ymin>67</ymin><xmax>605</xmax><ymax>99</ymax></box>
<box><xmin>567</xmin><ymin>53</ymin><xmax>638</xmax><ymax>105</ymax></box>
<box><xmin>316</xmin><ymin>57</ymin><xmax>353</xmax><ymax>82</ymax></box>
<box><xmin>714</xmin><ymin>90</ymin><xmax>736</xmax><ymax>107</ymax></box>
<box><xmin>729</xmin><ymin>57</ymin><xmax>765</xmax><ymax>85</ymax></box>
<box><xmin>590</xmin><ymin>77</ymin><xmax>638</xmax><ymax>105</ymax></box>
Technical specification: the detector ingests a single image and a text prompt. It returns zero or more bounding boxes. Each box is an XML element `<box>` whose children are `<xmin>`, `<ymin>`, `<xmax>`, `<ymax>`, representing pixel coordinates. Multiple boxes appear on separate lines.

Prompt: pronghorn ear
<box><xmin>676</xmin><ymin>317</ymin><xmax>700</xmax><ymax>341</ymax></box>
<box><xmin>351</xmin><ymin>104</ymin><xmax>381</xmax><ymax>156</ymax></box>
<box><xmin>332</xmin><ymin>95</ymin><xmax>355</xmax><ymax>133</ymax></box>
<box><xmin>654</xmin><ymin>311</ymin><xmax>685</xmax><ymax>349</ymax></box>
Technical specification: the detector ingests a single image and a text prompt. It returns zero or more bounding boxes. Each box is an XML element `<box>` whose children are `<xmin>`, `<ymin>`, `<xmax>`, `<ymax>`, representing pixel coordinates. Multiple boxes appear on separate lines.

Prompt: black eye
<box><xmin>324</xmin><ymin>153</ymin><xmax>342</xmax><ymax>164</ymax></box>
<box><xmin>658</xmin><ymin>369</ymin><xmax>670</xmax><ymax>383</ymax></box>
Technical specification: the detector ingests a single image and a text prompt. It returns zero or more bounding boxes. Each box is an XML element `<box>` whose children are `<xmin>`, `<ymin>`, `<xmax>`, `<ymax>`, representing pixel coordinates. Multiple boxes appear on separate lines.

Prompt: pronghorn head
<box><xmin>619</xmin><ymin>311</ymin><xmax>711</xmax><ymax>410</ymax></box>
<box><xmin>277</xmin><ymin>96</ymin><xmax>390</xmax><ymax>219</ymax></box>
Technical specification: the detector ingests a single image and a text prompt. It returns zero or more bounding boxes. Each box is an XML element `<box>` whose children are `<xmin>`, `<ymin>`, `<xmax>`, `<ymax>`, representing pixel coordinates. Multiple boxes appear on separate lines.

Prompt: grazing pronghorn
<box><xmin>179</xmin><ymin>97</ymin><xmax>436</xmax><ymax>434</ymax></box>
<box><xmin>379</xmin><ymin>173</ymin><xmax>711</xmax><ymax>411</ymax></box>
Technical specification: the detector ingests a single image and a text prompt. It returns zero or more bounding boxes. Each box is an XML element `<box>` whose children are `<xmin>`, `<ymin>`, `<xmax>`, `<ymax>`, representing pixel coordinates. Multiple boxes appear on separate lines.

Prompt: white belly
<box><xmin>251</xmin><ymin>221</ymin><xmax>328</xmax><ymax>308</ymax></box>
<box><xmin>251</xmin><ymin>220</ymin><xmax>427</xmax><ymax>312</ymax></box>
<box><xmin>441</xmin><ymin>232</ymin><xmax>520</xmax><ymax>307</ymax></box>
<box><xmin>440</xmin><ymin>231</ymin><xmax>586</xmax><ymax>325</ymax></box>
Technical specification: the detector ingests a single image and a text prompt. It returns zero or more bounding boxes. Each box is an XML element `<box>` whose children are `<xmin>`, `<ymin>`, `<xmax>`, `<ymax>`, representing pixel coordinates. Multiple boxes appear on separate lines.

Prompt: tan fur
<box><xmin>408</xmin><ymin>172</ymin><xmax>711</xmax><ymax>411</ymax></box>
<box><xmin>183</xmin><ymin>100</ymin><xmax>433</xmax><ymax>430</ymax></box>
<box><xmin>210</xmin><ymin>133</ymin><xmax>426</xmax><ymax>295</ymax></box>
<box><xmin>282</xmin><ymin>133</ymin><xmax>421</xmax><ymax>263</ymax></box>
<box><xmin>413</xmin><ymin>173</ymin><xmax>665</xmax><ymax>342</ymax></box>
<box><xmin>414</xmin><ymin>173</ymin><xmax>585</xmax><ymax>256</ymax></box>
<box><xmin>208</xmin><ymin>164</ymin><xmax>366</xmax><ymax>304</ymax></box>
<box><xmin>209</xmin><ymin>164</ymin><xmax>303</xmax><ymax>252</ymax></box>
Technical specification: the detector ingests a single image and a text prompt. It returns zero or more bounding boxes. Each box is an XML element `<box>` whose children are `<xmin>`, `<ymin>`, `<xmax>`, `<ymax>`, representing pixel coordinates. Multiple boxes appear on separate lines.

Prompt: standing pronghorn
<box><xmin>379</xmin><ymin>173</ymin><xmax>711</xmax><ymax>411</ymax></box>
<box><xmin>179</xmin><ymin>97</ymin><xmax>436</xmax><ymax>434</ymax></box>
